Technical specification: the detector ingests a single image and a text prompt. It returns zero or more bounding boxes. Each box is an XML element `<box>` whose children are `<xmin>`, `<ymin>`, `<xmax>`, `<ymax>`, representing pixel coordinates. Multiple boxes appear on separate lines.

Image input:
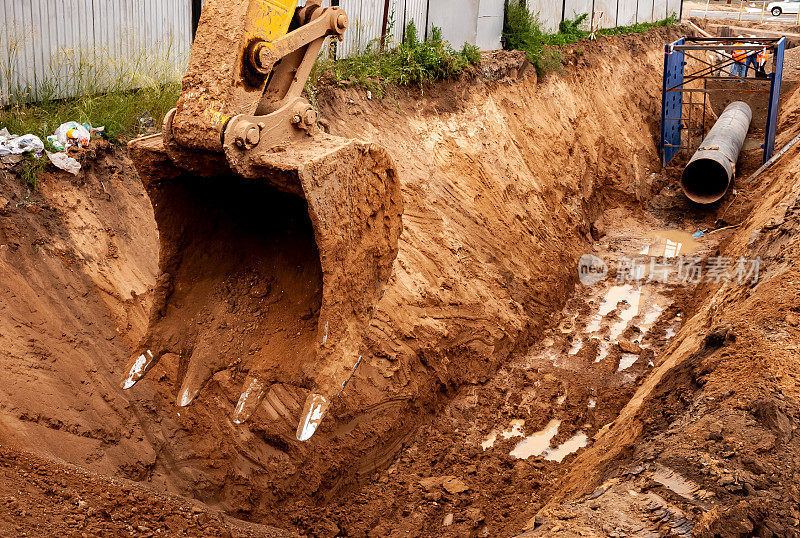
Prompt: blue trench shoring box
<box><xmin>660</xmin><ymin>35</ymin><xmax>785</xmax><ymax>167</ymax></box>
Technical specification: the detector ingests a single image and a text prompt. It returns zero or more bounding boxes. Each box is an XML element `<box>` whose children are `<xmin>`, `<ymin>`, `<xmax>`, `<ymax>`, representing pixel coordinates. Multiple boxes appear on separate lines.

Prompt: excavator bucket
<box><xmin>122</xmin><ymin>0</ymin><xmax>402</xmax><ymax>441</ymax></box>
<box><xmin>126</xmin><ymin>130</ymin><xmax>401</xmax><ymax>440</ymax></box>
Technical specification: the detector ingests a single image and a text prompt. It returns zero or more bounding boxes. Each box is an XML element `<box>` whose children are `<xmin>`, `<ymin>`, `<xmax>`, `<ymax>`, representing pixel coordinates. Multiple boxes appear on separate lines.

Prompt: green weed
<box><xmin>311</xmin><ymin>21</ymin><xmax>481</xmax><ymax>96</ymax></box>
<box><xmin>0</xmin><ymin>83</ymin><xmax>181</xmax><ymax>145</ymax></box>
<box><xmin>503</xmin><ymin>2</ymin><xmax>678</xmax><ymax>76</ymax></box>
<box><xmin>598</xmin><ymin>15</ymin><xmax>678</xmax><ymax>36</ymax></box>
<box><xmin>21</xmin><ymin>153</ymin><xmax>48</xmax><ymax>191</ymax></box>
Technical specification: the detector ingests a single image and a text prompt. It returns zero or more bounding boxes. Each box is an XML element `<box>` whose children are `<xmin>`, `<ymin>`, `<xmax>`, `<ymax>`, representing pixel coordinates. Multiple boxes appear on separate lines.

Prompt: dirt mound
<box><xmin>0</xmin><ymin>444</ymin><xmax>288</xmax><ymax>536</ymax></box>
<box><xmin>0</xmin><ymin>142</ymin><xmax>160</xmax><ymax>480</ymax></box>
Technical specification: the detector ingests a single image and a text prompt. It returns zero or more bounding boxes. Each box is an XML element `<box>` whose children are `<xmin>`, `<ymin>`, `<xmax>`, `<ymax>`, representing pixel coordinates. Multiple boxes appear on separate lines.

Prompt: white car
<box><xmin>767</xmin><ymin>0</ymin><xmax>800</xmax><ymax>16</ymax></box>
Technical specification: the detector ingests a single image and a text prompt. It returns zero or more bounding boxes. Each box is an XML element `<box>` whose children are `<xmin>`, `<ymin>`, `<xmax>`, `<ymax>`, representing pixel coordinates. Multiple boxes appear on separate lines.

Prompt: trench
<box><xmin>5</xmin><ymin>26</ymin><xmax>799</xmax><ymax>537</ymax></box>
<box><xmin>135</xmin><ymin>29</ymin><xmax>707</xmax><ymax>530</ymax></box>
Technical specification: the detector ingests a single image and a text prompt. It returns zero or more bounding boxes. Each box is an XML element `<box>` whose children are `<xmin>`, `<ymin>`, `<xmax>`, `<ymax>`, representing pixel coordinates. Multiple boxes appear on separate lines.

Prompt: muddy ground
<box><xmin>0</xmin><ymin>24</ymin><xmax>799</xmax><ymax>537</ymax></box>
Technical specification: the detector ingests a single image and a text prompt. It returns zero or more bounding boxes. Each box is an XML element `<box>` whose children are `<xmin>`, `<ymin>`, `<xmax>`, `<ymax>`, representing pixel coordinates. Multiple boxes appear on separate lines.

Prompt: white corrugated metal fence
<box><xmin>1</xmin><ymin>0</ymin><xmax>680</xmax><ymax>103</ymax></box>
<box><xmin>535</xmin><ymin>0</ymin><xmax>680</xmax><ymax>31</ymax></box>
<box><xmin>0</xmin><ymin>0</ymin><xmax>191</xmax><ymax>105</ymax></box>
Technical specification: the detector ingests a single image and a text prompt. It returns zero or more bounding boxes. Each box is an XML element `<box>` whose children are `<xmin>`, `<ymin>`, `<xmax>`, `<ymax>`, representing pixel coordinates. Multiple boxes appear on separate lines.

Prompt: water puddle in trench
<box><xmin>543</xmin><ymin>432</ymin><xmax>589</xmax><ymax>462</ymax></box>
<box><xmin>476</xmin><ymin>221</ymin><xmax>717</xmax><ymax>462</ymax></box>
<box><xmin>509</xmin><ymin>419</ymin><xmax>561</xmax><ymax>459</ymax></box>
<box><xmin>482</xmin><ymin>419</ymin><xmax>526</xmax><ymax>450</ymax></box>
<box><xmin>507</xmin><ymin>420</ymin><xmax>590</xmax><ymax>462</ymax></box>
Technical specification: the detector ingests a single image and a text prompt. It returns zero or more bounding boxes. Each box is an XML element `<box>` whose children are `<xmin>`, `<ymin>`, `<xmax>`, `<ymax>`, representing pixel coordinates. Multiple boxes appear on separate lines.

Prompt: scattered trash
<box><xmin>692</xmin><ymin>230</ymin><xmax>707</xmax><ymax>238</ymax></box>
<box><xmin>47</xmin><ymin>151</ymin><xmax>81</xmax><ymax>175</ymax></box>
<box><xmin>50</xmin><ymin>121</ymin><xmax>103</xmax><ymax>151</ymax></box>
<box><xmin>0</xmin><ymin>128</ymin><xmax>45</xmax><ymax>156</ymax></box>
<box><xmin>46</xmin><ymin>136</ymin><xmax>65</xmax><ymax>151</ymax></box>
<box><xmin>138</xmin><ymin>110</ymin><xmax>155</xmax><ymax>130</ymax></box>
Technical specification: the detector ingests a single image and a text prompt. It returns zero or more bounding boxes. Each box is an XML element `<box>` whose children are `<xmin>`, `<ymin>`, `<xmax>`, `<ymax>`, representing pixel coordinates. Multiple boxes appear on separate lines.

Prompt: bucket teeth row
<box><xmin>123</xmin><ymin>349</ymin><xmax>330</xmax><ymax>442</ymax></box>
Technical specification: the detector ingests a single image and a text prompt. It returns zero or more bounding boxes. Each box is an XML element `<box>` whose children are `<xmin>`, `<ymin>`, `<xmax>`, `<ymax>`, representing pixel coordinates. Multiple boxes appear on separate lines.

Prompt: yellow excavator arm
<box><xmin>169</xmin><ymin>0</ymin><xmax>347</xmax><ymax>156</ymax></box>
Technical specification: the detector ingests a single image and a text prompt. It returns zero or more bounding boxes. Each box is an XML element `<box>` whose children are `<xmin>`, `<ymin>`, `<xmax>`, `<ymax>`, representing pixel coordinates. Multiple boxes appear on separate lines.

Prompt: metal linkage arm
<box><xmin>168</xmin><ymin>0</ymin><xmax>347</xmax><ymax>154</ymax></box>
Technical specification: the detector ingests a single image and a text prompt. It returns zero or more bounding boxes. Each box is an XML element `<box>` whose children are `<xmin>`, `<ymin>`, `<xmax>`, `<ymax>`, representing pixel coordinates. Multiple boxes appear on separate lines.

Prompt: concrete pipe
<box><xmin>681</xmin><ymin>101</ymin><xmax>752</xmax><ymax>204</ymax></box>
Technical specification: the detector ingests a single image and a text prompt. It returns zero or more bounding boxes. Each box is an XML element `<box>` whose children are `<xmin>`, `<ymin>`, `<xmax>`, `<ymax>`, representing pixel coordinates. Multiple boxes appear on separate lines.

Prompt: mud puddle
<box><xmin>476</xmin><ymin>217</ymin><xmax>718</xmax><ymax>464</ymax></box>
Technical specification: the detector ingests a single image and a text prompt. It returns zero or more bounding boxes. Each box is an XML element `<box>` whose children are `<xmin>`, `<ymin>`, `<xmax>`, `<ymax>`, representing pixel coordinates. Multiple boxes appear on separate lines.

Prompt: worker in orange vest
<box><xmin>730</xmin><ymin>37</ymin><xmax>747</xmax><ymax>78</ymax></box>
<box><xmin>744</xmin><ymin>35</ymin><xmax>760</xmax><ymax>76</ymax></box>
<box><xmin>755</xmin><ymin>46</ymin><xmax>769</xmax><ymax>78</ymax></box>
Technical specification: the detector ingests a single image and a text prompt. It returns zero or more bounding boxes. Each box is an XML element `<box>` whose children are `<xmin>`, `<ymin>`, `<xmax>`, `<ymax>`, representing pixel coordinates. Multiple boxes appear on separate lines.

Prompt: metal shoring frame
<box><xmin>687</xmin><ymin>87</ymin><xmax>693</xmax><ymax>152</ymax></box>
<box><xmin>702</xmin><ymin>76</ymin><xmax>708</xmax><ymax>142</ymax></box>
<box><xmin>661</xmin><ymin>37</ymin><xmax>782</xmax><ymax>166</ymax></box>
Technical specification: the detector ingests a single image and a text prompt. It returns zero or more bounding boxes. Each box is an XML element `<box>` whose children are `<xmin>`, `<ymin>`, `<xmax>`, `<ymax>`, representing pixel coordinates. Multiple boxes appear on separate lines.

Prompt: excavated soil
<box><xmin>1</xmin><ymin>25</ymin><xmax>800</xmax><ymax>537</ymax></box>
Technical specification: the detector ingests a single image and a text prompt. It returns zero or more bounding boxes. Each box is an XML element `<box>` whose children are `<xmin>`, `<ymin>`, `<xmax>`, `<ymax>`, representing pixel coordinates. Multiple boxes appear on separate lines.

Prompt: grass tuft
<box><xmin>503</xmin><ymin>2</ymin><xmax>678</xmax><ymax>76</ymax></box>
<box><xmin>21</xmin><ymin>153</ymin><xmax>48</xmax><ymax>191</ymax></box>
<box><xmin>0</xmin><ymin>84</ymin><xmax>181</xmax><ymax>145</ymax></box>
<box><xmin>1</xmin><ymin>29</ymin><xmax>185</xmax><ymax>146</ymax></box>
<box><xmin>310</xmin><ymin>21</ymin><xmax>481</xmax><ymax>97</ymax></box>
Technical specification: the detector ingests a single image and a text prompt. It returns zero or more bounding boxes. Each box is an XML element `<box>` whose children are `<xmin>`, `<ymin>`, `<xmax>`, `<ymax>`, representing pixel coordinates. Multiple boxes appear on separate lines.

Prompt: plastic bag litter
<box><xmin>46</xmin><ymin>135</ymin><xmax>65</xmax><ymax>152</ymax></box>
<box><xmin>47</xmin><ymin>151</ymin><xmax>81</xmax><ymax>175</ymax></box>
<box><xmin>0</xmin><ymin>128</ymin><xmax>45</xmax><ymax>156</ymax></box>
<box><xmin>50</xmin><ymin>121</ymin><xmax>104</xmax><ymax>151</ymax></box>
<box><xmin>52</xmin><ymin>121</ymin><xmax>91</xmax><ymax>150</ymax></box>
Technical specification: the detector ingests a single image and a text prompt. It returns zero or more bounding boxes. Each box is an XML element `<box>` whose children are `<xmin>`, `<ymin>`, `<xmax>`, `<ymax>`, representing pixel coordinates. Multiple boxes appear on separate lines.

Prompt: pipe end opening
<box><xmin>681</xmin><ymin>158</ymin><xmax>731</xmax><ymax>205</ymax></box>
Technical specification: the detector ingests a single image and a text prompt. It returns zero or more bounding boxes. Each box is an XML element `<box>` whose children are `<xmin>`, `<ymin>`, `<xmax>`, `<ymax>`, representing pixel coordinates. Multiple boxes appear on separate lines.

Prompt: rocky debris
<box><xmin>0</xmin><ymin>154</ymin><xmax>24</xmax><ymax>169</ymax></box>
<box><xmin>418</xmin><ymin>476</ymin><xmax>470</xmax><ymax>495</ymax></box>
<box><xmin>618</xmin><ymin>339</ymin><xmax>642</xmax><ymax>354</ymax></box>
<box><xmin>748</xmin><ymin>398</ymin><xmax>794</xmax><ymax>439</ymax></box>
<box><xmin>442</xmin><ymin>477</ymin><xmax>470</xmax><ymax>494</ymax></box>
<box><xmin>248</xmin><ymin>280</ymin><xmax>272</xmax><ymax>298</ymax></box>
<box><xmin>419</xmin><ymin>477</ymin><xmax>442</xmax><ymax>491</ymax></box>
<box><xmin>0</xmin><ymin>446</ymin><xmax>286</xmax><ymax>537</ymax></box>
<box><xmin>588</xmin><ymin>486</ymin><xmax>607</xmax><ymax>499</ymax></box>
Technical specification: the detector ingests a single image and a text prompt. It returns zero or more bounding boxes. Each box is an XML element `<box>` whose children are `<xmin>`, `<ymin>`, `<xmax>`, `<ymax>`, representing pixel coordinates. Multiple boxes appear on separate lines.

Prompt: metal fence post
<box><xmin>380</xmin><ymin>0</ymin><xmax>391</xmax><ymax>49</ymax></box>
<box><xmin>424</xmin><ymin>0</ymin><xmax>431</xmax><ymax>41</ymax></box>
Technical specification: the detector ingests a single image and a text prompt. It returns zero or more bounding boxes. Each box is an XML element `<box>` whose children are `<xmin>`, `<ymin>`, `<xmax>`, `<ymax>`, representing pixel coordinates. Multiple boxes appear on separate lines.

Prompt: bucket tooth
<box><xmin>232</xmin><ymin>376</ymin><xmax>268</xmax><ymax>424</ymax></box>
<box><xmin>176</xmin><ymin>346</ymin><xmax>227</xmax><ymax>408</ymax></box>
<box><xmin>296</xmin><ymin>393</ymin><xmax>330</xmax><ymax>442</ymax></box>
<box><xmin>122</xmin><ymin>349</ymin><xmax>158</xmax><ymax>390</ymax></box>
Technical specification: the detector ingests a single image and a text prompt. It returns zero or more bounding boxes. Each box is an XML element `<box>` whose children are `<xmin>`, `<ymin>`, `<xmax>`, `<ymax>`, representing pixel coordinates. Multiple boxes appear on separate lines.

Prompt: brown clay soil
<box><xmin>1</xmin><ymin>25</ymin><xmax>800</xmax><ymax>537</ymax></box>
